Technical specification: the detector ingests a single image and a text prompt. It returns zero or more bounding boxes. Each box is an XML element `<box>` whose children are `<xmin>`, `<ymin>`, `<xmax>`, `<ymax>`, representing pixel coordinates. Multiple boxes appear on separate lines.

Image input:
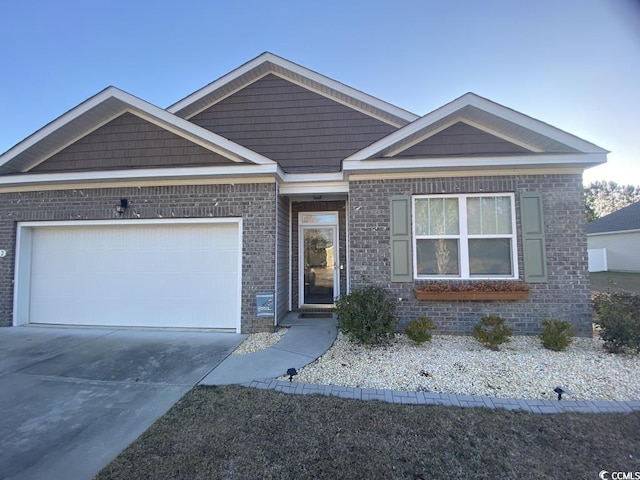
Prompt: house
<box><xmin>587</xmin><ymin>201</ymin><xmax>640</xmax><ymax>272</ymax></box>
<box><xmin>0</xmin><ymin>53</ymin><xmax>608</xmax><ymax>335</ymax></box>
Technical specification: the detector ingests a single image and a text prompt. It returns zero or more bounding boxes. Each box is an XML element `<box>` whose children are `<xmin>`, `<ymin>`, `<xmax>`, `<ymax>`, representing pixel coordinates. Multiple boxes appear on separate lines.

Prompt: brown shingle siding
<box><xmin>395</xmin><ymin>122</ymin><xmax>530</xmax><ymax>157</ymax></box>
<box><xmin>190</xmin><ymin>74</ymin><xmax>397</xmax><ymax>173</ymax></box>
<box><xmin>30</xmin><ymin>112</ymin><xmax>235</xmax><ymax>173</ymax></box>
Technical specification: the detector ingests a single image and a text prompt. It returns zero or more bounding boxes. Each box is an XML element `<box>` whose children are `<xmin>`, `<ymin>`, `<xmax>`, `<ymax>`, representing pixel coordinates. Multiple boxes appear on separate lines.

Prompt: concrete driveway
<box><xmin>0</xmin><ymin>326</ymin><xmax>245</xmax><ymax>480</ymax></box>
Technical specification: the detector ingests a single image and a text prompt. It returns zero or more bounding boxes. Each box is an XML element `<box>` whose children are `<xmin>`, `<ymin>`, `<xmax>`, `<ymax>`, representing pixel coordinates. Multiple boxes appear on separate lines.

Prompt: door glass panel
<box><xmin>303</xmin><ymin>227</ymin><xmax>335</xmax><ymax>304</ymax></box>
<box><xmin>300</xmin><ymin>213</ymin><xmax>337</xmax><ymax>224</ymax></box>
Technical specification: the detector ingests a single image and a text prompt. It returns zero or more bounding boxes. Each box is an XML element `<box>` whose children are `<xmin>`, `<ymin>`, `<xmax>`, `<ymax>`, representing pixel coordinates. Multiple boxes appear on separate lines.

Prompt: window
<box><xmin>412</xmin><ymin>194</ymin><xmax>517</xmax><ymax>279</ymax></box>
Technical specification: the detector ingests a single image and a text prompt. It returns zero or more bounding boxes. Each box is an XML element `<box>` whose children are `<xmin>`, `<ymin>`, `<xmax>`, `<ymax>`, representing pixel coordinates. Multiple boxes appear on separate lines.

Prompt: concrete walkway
<box><xmin>200</xmin><ymin>315</ymin><xmax>337</xmax><ymax>385</ymax></box>
<box><xmin>202</xmin><ymin>315</ymin><xmax>640</xmax><ymax>414</ymax></box>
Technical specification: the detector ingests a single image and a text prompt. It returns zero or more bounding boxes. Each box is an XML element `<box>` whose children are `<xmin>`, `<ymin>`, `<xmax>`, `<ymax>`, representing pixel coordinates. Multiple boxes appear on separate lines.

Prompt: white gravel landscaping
<box><xmin>231</xmin><ymin>328</ymin><xmax>288</xmax><ymax>355</ymax></box>
<box><xmin>235</xmin><ymin>329</ymin><xmax>640</xmax><ymax>402</ymax></box>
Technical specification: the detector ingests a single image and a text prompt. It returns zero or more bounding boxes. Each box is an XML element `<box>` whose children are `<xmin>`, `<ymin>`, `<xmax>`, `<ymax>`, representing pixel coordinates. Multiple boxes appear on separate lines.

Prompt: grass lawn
<box><xmin>591</xmin><ymin>271</ymin><xmax>640</xmax><ymax>294</ymax></box>
<box><xmin>95</xmin><ymin>385</ymin><xmax>639</xmax><ymax>480</ymax></box>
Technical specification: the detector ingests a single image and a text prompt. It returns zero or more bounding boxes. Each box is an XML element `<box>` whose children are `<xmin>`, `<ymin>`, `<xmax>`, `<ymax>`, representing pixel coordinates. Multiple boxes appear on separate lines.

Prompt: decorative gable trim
<box><xmin>346</xmin><ymin>92</ymin><xmax>609</xmax><ymax>162</ymax></box>
<box><xmin>167</xmin><ymin>52</ymin><xmax>419</xmax><ymax>128</ymax></box>
<box><xmin>0</xmin><ymin>87</ymin><xmax>275</xmax><ymax>175</ymax></box>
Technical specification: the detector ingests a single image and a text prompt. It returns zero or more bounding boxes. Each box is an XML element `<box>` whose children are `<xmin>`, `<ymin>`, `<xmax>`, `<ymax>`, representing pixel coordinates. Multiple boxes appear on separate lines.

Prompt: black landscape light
<box><xmin>553</xmin><ymin>386</ymin><xmax>573</xmax><ymax>400</ymax></box>
<box><xmin>287</xmin><ymin>368</ymin><xmax>298</xmax><ymax>382</ymax></box>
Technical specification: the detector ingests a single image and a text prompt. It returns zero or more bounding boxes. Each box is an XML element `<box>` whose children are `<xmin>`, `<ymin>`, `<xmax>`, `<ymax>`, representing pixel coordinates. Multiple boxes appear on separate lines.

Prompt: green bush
<box><xmin>405</xmin><ymin>317</ymin><xmax>436</xmax><ymax>344</ymax></box>
<box><xmin>539</xmin><ymin>319</ymin><xmax>575</xmax><ymax>351</ymax></box>
<box><xmin>592</xmin><ymin>292</ymin><xmax>640</xmax><ymax>354</ymax></box>
<box><xmin>334</xmin><ymin>285</ymin><xmax>396</xmax><ymax>345</ymax></box>
<box><xmin>472</xmin><ymin>315</ymin><xmax>513</xmax><ymax>351</ymax></box>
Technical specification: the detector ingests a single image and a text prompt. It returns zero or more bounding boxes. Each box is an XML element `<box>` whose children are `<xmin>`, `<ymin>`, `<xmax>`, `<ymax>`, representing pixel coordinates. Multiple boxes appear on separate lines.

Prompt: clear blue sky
<box><xmin>1</xmin><ymin>0</ymin><xmax>638</xmax><ymax>184</ymax></box>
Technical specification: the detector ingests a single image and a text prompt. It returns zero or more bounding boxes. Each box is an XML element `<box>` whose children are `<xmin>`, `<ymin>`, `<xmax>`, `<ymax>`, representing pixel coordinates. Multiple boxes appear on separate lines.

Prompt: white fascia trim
<box><xmin>346</xmin><ymin>93</ymin><xmax>608</xmax><ymax>161</ymax></box>
<box><xmin>0</xmin><ymin>87</ymin><xmax>275</xmax><ymax>171</ymax></box>
<box><xmin>0</xmin><ymin>87</ymin><xmax>119</xmax><ymax>168</ymax></box>
<box><xmin>347</xmin><ymin>167</ymin><xmax>584</xmax><ymax>181</ymax></box>
<box><xmin>588</xmin><ymin>229</ymin><xmax>640</xmax><ymax>237</ymax></box>
<box><xmin>0</xmin><ymin>163</ymin><xmax>279</xmax><ymax>187</ymax></box>
<box><xmin>281</xmin><ymin>172</ymin><xmax>345</xmax><ymax>183</ymax></box>
<box><xmin>463</xmin><ymin>94</ymin><xmax>609</xmax><ymax>154</ymax></box>
<box><xmin>344</xmin><ymin>153</ymin><xmax>607</xmax><ymax>173</ymax></box>
<box><xmin>384</xmin><ymin>117</ymin><xmax>543</xmax><ymax>157</ymax></box>
<box><xmin>278</xmin><ymin>171</ymin><xmax>348</xmax><ymax>195</ymax></box>
<box><xmin>279</xmin><ymin>182</ymin><xmax>349</xmax><ymax>195</ymax></box>
<box><xmin>167</xmin><ymin>52</ymin><xmax>419</xmax><ymax>123</ymax></box>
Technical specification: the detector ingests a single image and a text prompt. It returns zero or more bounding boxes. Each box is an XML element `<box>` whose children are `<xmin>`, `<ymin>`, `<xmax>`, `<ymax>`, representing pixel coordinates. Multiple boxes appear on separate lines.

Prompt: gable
<box><xmin>189</xmin><ymin>74</ymin><xmax>397</xmax><ymax>173</ymax></box>
<box><xmin>29</xmin><ymin>112</ymin><xmax>237</xmax><ymax>173</ymax></box>
<box><xmin>393</xmin><ymin>122</ymin><xmax>531</xmax><ymax>157</ymax></box>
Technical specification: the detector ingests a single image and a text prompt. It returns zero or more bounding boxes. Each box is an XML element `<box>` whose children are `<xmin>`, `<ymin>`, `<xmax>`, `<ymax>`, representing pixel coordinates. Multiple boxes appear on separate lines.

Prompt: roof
<box><xmin>346</xmin><ymin>92</ymin><xmax>609</xmax><ymax>160</ymax></box>
<box><xmin>167</xmin><ymin>52</ymin><xmax>419</xmax><ymax>127</ymax></box>
<box><xmin>0</xmin><ymin>53</ymin><xmax>609</xmax><ymax>188</ymax></box>
<box><xmin>587</xmin><ymin>201</ymin><xmax>640</xmax><ymax>234</ymax></box>
<box><xmin>0</xmin><ymin>86</ymin><xmax>275</xmax><ymax>175</ymax></box>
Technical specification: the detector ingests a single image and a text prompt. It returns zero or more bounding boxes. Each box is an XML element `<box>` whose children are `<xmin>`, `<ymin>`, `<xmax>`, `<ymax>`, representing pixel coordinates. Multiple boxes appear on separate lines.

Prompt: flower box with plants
<box><xmin>414</xmin><ymin>280</ymin><xmax>530</xmax><ymax>301</ymax></box>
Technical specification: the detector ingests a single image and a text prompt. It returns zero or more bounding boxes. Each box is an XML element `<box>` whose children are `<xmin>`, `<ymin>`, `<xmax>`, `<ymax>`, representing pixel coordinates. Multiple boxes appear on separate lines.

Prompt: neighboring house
<box><xmin>0</xmin><ymin>53</ymin><xmax>607</xmax><ymax>335</ymax></box>
<box><xmin>587</xmin><ymin>201</ymin><xmax>640</xmax><ymax>272</ymax></box>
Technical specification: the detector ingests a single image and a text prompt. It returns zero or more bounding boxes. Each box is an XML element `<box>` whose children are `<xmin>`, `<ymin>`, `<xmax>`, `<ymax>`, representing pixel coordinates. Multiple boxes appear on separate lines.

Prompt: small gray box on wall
<box><xmin>256</xmin><ymin>291</ymin><xmax>275</xmax><ymax>317</ymax></box>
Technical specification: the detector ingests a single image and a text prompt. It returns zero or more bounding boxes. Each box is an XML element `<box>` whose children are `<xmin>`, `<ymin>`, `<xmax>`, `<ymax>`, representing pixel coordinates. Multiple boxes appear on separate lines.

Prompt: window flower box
<box><xmin>414</xmin><ymin>281</ymin><xmax>530</xmax><ymax>301</ymax></box>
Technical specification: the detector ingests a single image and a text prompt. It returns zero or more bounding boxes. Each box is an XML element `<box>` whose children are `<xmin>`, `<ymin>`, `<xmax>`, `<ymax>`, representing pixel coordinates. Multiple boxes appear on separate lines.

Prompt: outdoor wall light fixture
<box><xmin>553</xmin><ymin>386</ymin><xmax>572</xmax><ymax>401</ymax></box>
<box><xmin>114</xmin><ymin>198</ymin><xmax>129</xmax><ymax>215</ymax></box>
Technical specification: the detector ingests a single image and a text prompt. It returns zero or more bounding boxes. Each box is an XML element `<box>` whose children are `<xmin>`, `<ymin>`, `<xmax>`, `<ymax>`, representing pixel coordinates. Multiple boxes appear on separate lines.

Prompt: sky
<box><xmin>1</xmin><ymin>0</ymin><xmax>639</xmax><ymax>185</ymax></box>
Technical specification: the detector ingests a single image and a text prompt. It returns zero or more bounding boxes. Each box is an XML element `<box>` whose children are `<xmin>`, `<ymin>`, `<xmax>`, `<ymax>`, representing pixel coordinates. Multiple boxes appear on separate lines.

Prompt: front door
<box><xmin>299</xmin><ymin>212</ymin><xmax>339</xmax><ymax>306</ymax></box>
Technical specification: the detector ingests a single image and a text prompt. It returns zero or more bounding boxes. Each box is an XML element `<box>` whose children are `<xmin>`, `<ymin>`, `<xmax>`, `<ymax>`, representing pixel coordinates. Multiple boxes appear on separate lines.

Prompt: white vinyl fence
<box><xmin>588</xmin><ymin>248</ymin><xmax>608</xmax><ymax>272</ymax></box>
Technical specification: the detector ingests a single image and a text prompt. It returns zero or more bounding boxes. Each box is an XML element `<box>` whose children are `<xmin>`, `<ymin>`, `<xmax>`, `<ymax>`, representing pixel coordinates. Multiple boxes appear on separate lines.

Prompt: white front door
<box><xmin>299</xmin><ymin>212</ymin><xmax>339</xmax><ymax>307</ymax></box>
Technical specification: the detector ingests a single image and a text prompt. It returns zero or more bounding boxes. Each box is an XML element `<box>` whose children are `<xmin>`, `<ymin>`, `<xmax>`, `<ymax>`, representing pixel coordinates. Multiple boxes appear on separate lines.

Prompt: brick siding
<box><xmin>348</xmin><ymin>174</ymin><xmax>592</xmax><ymax>336</ymax></box>
<box><xmin>0</xmin><ymin>183</ymin><xmax>277</xmax><ymax>333</ymax></box>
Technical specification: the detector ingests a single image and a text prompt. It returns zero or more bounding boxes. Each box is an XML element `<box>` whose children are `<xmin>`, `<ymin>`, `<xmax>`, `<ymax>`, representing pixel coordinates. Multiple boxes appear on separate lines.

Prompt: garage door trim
<box><xmin>14</xmin><ymin>218</ymin><xmax>243</xmax><ymax>332</ymax></box>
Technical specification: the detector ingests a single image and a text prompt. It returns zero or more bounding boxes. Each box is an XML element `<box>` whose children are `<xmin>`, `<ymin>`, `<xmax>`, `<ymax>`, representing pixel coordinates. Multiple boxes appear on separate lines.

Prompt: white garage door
<box><xmin>22</xmin><ymin>221</ymin><xmax>241</xmax><ymax>330</ymax></box>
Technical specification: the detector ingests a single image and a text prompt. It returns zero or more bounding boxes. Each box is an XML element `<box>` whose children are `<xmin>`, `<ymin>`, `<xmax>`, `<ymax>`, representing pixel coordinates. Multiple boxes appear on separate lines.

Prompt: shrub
<box><xmin>405</xmin><ymin>317</ymin><xmax>436</xmax><ymax>344</ymax></box>
<box><xmin>334</xmin><ymin>285</ymin><xmax>396</xmax><ymax>345</ymax></box>
<box><xmin>539</xmin><ymin>319</ymin><xmax>575</xmax><ymax>351</ymax></box>
<box><xmin>592</xmin><ymin>292</ymin><xmax>640</xmax><ymax>354</ymax></box>
<box><xmin>472</xmin><ymin>315</ymin><xmax>513</xmax><ymax>351</ymax></box>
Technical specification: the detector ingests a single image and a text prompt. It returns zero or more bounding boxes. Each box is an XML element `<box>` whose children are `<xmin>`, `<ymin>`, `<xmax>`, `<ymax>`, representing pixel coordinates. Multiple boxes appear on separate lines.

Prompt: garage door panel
<box><xmin>27</xmin><ymin>222</ymin><xmax>240</xmax><ymax>329</ymax></box>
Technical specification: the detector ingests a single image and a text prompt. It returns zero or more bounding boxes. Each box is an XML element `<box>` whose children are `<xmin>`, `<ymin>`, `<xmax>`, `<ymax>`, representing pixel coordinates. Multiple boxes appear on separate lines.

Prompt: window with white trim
<box><xmin>412</xmin><ymin>194</ymin><xmax>518</xmax><ymax>279</ymax></box>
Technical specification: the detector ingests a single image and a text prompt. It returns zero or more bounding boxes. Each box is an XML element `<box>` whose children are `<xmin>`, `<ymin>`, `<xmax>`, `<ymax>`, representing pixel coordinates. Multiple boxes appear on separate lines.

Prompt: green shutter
<box><xmin>390</xmin><ymin>196</ymin><xmax>412</xmax><ymax>282</ymax></box>
<box><xmin>520</xmin><ymin>192</ymin><xmax>547</xmax><ymax>283</ymax></box>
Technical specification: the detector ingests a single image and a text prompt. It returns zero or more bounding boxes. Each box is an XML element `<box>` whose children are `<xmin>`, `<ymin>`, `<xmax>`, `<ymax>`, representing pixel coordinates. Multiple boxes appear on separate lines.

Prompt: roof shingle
<box><xmin>587</xmin><ymin>201</ymin><xmax>640</xmax><ymax>234</ymax></box>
